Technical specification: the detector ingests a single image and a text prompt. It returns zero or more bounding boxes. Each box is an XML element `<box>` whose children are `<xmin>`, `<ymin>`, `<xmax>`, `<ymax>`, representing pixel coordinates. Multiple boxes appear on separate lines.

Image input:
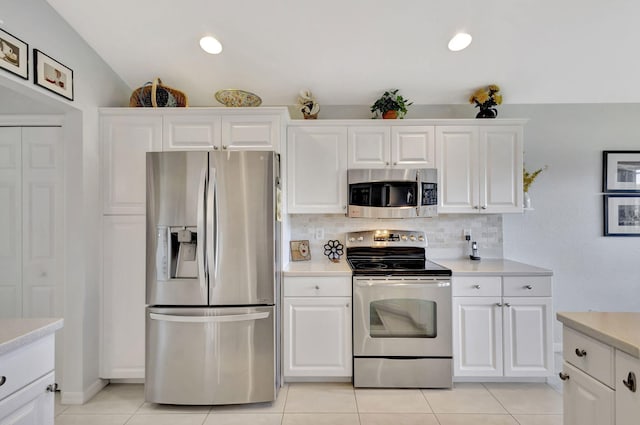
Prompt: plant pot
<box><xmin>303</xmin><ymin>113</ymin><xmax>318</xmax><ymax>120</ymax></box>
<box><xmin>476</xmin><ymin>108</ymin><xmax>497</xmax><ymax>119</ymax></box>
<box><xmin>382</xmin><ymin>110</ymin><xmax>399</xmax><ymax>119</ymax></box>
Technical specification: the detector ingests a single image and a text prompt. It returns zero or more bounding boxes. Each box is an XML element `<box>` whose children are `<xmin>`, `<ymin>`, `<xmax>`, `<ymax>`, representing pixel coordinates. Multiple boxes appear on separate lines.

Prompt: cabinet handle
<box><xmin>222</xmin><ymin>145</ymin><xmax>228</xmax><ymax>150</ymax></box>
<box><xmin>524</xmin><ymin>285</ymin><xmax>533</xmax><ymax>290</ymax></box>
<box><xmin>504</xmin><ymin>302</ymin><xmax>511</xmax><ymax>307</ymax></box>
<box><xmin>575</xmin><ymin>348</ymin><xmax>587</xmax><ymax>357</ymax></box>
<box><xmin>343</xmin><ymin>205</ymin><xmax>347</xmax><ymax>210</ymax></box>
<box><xmin>473</xmin><ymin>284</ymin><xmax>481</xmax><ymax>289</ymax></box>
<box><xmin>623</xmin><ymin>372</ymin><xmax>637</xmax><ymax>392</ymax></box>
<box><xmin>46</xmin><ymin>383</ymin><xmax>58</xmax><ymax>392</ymax></box>
<box><xmin>481</xmin><ymin>206</ymin><xmax>487</xmax><ymax>210</ymax></box>
<box><xmin>559</xmin><ymin>372</ymin><xmax>570</xmax><ymax>381</ymax></box>
<box><xmin>473</xmin><ymin>206</ymin><xmax>480</xmax><ymax>210</ymax></box>
<box><xmin>496</xmin><ymin>302</ymin><xmax>503</xmax><ymax>307</ymax></box>
<box><xmin>213</xmin><ymin>146</ymin><xmax>219</xmax><ymax>150</ymax></box>
<box><xmin>0</xmin><ymin>376</ymin><xmax>5</xmax><ymax>387</ymax></box>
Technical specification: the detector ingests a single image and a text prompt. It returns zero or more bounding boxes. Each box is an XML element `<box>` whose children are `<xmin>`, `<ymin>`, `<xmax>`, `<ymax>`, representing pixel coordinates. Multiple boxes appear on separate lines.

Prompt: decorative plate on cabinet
<box><xmin>214</xmin><ymin>89</ymin><xmax>262</xmax><ymax>107</ymax></box>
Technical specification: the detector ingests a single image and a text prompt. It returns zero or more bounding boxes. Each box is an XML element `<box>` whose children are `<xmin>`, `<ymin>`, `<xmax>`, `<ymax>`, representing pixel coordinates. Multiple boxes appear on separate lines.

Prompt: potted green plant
<box><xmin>370</xmin><ymin>89</ymin><xmax>412</xmax><ymax>119</ymax></box>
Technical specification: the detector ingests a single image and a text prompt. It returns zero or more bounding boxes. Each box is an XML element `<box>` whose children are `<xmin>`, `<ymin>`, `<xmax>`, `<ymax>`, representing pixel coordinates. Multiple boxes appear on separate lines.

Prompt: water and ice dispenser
<box><xmin>155</xmin><ymin>226</ymin><xmax>198</xmax><ymax>280</ymax></box>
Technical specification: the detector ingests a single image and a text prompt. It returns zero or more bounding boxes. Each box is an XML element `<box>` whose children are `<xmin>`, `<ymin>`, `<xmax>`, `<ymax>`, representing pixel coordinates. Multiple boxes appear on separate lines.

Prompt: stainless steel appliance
<box><xmin>347</xmin><ymin>168</ymin><xmax>438</xmax><ymax>218</ymax></box>
<box><xmin>145</xmin><ymin>151</ymin><xmax>280</xmax><ymax>405</ymax></box>
<box><xmin>347</xmin><ymin>230</ymin><xmax>452</xmax><ymax>388</ymax></box>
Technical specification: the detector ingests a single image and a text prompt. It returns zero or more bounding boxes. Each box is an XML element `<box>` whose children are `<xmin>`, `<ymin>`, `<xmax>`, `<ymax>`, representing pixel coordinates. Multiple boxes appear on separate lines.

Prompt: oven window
<box><xmin>369</xmin><ymin>299</ymin><xmax>437</xmax><ymax>338</ymax></box>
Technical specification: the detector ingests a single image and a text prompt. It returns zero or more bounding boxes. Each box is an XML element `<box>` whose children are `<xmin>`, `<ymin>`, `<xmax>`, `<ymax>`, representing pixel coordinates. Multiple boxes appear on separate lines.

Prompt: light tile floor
<box><xmin>55</xmin><ymin>382</ymin><xmax>562</xmax><ymax>425</ymax></box>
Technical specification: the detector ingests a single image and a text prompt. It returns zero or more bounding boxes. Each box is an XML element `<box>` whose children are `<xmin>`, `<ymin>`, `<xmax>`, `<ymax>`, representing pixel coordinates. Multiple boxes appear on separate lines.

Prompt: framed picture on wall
<box><xmin>290</xmin><ymin>240</ymin><xmax>311</xmax><ymax>261</ymax></box>
<box><xmin>604</xmin><ymin>195</ymin><xmax>640</xmax><ymax>236</ymax></box>
<box><xmin>0</xmin><ymin>28</ymin><xmax>28</xmax><ymax>79</ymax></box>
<box><xmin>33</xmin><ymin>49</ymin><xmax>74</xmax><ymax>101</ymax></box>
<box><xmin>603</xmin><ymin>151</ymin><xmax>640</xmax><ymax>192</ymax></box>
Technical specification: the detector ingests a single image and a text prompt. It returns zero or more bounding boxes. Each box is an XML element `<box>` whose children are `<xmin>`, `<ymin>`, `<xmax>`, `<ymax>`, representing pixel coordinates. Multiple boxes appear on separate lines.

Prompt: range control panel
<box><xmin>346</xmin><ymin>230</ymin><xmax>427</xmax><ymax>248</ymax></box>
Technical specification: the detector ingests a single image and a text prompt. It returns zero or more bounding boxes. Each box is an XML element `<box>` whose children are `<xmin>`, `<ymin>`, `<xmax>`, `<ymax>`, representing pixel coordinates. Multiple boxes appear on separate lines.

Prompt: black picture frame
<box><xmin>33</xmin><ymin>49</ymin><xmax>74</xmax><ymax>101</ymax></box>
<box><xmin>0</xmin><ymin>28</ymin><xmax>28</xmax><ymax>79</ymax></box>
<box><xmin>603</xmin><ymin>151</ymin><xmax>640</xmax><ymax>192</ymax></box>
<box><xmin>604</xmin><ymin>195</ymin><xmax>640</xmax><ymax>236</ymax></box>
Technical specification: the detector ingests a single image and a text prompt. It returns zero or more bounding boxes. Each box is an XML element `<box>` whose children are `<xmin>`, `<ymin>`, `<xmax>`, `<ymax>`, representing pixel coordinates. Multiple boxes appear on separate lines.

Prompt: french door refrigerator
<box><xmin>145</xmin><ymin>150</ymin><xmax>280</xmax><ymax>405</ymax></box>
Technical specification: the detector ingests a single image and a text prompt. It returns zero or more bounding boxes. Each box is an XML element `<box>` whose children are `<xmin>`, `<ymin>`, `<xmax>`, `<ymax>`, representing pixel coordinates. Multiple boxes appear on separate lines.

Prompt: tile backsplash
<box><xmin>288</xmin><ymin>214</ymin><xmax>503</xmax><ymax>261</ymax></box>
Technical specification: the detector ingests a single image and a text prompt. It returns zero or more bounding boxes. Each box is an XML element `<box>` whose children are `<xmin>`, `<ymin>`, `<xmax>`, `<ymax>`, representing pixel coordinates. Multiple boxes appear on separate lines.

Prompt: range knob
<box><xmin>349</xmin><ymin>237</ymin><xmax>356</xmax><ymax>242</ymax></box>
<box><xmin>357</xmin><ymin>236</ymin><xmax>364</xmax><ymax>241</ymax></box>
<box><xmin>409</xmin><ymin>235</ymin><xmax>417</xmax><ymax>241</ymax></box>
<box><xmin>418</xmin><ymin>236</ymin><xmax>425</xmax><ymax>241</ymax></box>
<box><xmin>401</xmin><ymin>235</ymin><xmax>408</xmax><ymax>241</ymax></box>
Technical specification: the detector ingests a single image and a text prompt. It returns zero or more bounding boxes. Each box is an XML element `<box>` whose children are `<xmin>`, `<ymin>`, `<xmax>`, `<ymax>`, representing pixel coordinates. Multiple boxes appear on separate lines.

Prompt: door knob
<box><xmin>623</xmin><ymin>372</ymin><xmax>637</xmax><ymax>392</ymax></box>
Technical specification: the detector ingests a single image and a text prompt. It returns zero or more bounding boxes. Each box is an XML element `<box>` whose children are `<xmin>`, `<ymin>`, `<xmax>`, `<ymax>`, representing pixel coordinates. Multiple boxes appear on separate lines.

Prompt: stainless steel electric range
<box><xmin>346</xmin><ymin>230</ymin><xmax>453</xmax><ymax>388</ymax></box>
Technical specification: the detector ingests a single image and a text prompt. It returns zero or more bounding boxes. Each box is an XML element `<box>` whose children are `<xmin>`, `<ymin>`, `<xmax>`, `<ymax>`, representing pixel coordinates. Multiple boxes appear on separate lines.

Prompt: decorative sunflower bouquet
<box><xmin>297</xmin><ymin>89</ymin><xmax>320</xmax><ymax>119</ymax></box>
<box><xmin>523</xmin><ymin>165</ymin><xmax>547</xmax><ymax>192</ymax></box>
<box><xmin>469</xmin><ymin>84</ymin><xmax>502</xmax><ymax>118</ymax></box>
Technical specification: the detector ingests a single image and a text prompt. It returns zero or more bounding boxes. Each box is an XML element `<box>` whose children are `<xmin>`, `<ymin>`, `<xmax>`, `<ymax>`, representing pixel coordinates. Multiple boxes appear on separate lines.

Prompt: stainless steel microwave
<box><xmin>347</xmin><ymin>168</ymin><xmax>438</xmax><ymax>218</ymax></box>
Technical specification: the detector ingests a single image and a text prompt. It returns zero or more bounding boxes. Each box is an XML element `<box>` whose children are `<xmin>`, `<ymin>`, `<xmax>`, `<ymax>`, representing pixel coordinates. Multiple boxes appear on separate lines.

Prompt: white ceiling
<box><xmin>45</xmin><ymin>0</ymin><xmax>640</xmax><ymax>107</ymax></box>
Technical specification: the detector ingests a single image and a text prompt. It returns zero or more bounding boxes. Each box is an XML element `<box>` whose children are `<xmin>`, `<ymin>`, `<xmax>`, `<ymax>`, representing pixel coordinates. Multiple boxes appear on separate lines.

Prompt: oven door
<box><xmin>353</xmin><ymin>276</ymin><xmax>451</xmax><ymax>357</ymax></box>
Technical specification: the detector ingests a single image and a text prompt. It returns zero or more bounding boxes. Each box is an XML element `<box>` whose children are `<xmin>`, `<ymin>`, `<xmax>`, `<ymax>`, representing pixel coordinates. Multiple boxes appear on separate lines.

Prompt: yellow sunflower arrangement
<box><xmin>523</xmin><ymin>166</ymin><xmax>546</xmax><ymax>192</ymax></box>
<box><xmin>469</xmin><ymin>84</ymin><xmax>502</xmax><ymax>118</ymax></box>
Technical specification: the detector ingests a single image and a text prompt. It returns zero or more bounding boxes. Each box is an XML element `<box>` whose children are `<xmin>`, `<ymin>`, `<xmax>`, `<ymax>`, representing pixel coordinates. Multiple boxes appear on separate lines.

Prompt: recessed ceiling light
<box><xmin>448</xmin><ymin>33</ymin><xmax>472</xmax><ymax>52</ymax></box>
<box><xmin>200</xmin><ymin>36</ymin><xmax>222</xmax><ymax>54</ymax></box>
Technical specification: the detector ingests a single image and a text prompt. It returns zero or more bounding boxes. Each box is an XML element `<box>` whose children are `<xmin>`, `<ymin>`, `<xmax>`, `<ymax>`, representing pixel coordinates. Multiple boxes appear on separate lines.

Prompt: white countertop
<box><xmin>284</xmin><ymin>260</ymin><xmax>352</xmax><ymax>276</ymax></box>
<box><xmin>435</xmin><ymin>258</ymin><xmax>553</xmax><ymax>276</ymax></box>
<box><xmin>557</xmin><ymin>312</ymin><xmax>640</xmax><ymax>358</ymax></box>
<box><xmin>0</xmin><ymin>318</ymin><xmax>64</xmax><ymax>356</ymax></box>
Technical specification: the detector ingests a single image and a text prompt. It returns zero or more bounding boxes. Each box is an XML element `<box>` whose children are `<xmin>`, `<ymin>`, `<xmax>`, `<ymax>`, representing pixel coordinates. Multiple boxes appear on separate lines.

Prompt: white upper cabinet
<box><xmin>348</xmin><ymin>125</ymin><xmax>435</xmax><ymax>169</ymax></box>
<box><xmin>163</xmin><ymin>114</ymin><xmax>221</xmax><ymax>151</ymax></box>
<box><xmin>221</xmin><ymin>115</ymin><xmax>280</xmax><ymax>151</ymax></box>
<box><xmin>287</xmin><ymin>126</ymin><xmax>348</xmax><ymax>214</ymax></box>
<box><xmin>437</xmin><ymin>125</ymin><xmax>523</xmax><ymax>213</ymax></box>
<box><xmin>102</xmin><ymin>114</ymin><xmax>162</xmax><ymax>214</ymax></box>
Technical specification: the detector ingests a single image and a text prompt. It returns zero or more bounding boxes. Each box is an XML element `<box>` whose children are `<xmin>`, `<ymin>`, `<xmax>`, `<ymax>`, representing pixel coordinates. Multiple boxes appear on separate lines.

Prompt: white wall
<box><xmin>0</xmin><ymin>0</ymin><xmax>130</xmax><ymax>403</ymax></box>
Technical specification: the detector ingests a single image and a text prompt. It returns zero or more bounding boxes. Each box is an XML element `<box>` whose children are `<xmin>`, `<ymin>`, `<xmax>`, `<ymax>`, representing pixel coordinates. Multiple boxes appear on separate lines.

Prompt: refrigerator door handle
<box><xmin>207</xmin><ymin>165</ymin><xmax>218</xmax><ymax>286</ymax></box>
<box><xmin>197</xmin><ymin>160</ymin><xmax>207</xmax><ymax>287</ymax></box>
<box><xmin>149</xmin><ymin>311</ymin><xmax>270</xmax><ymax>323</ymax></box>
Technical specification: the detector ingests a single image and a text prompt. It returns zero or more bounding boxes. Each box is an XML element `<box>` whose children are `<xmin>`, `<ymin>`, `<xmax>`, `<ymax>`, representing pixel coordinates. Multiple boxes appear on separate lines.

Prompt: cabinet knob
<box><xmin>474</xmin><ymin>206</ymin><xmax>480</xmax><ymax>210</ymax></box>
<box><xmin>575</xmin><ymin>348</ymin><xmax>587</xmax><ymax>357</ymax></box>
<box><xmin>346</xmin><ymin>303</ymin><xmax>350</xmax><ymax>308</ymax></box>
<box><xmin>559</xmin><ymin>372</ymin><xmax>570</xmax><ymax>381</ymax></box>
<box><xmin>213</xmin><ymin>146</ymin><xmax>219</xmax><ymax>150</ymax></box>
<box><xmin>0</xmin><ymin>376</ymin><xmax>5</xmax><ymax>387</ymax></box>
<box><xmin>524</xmin><ymin>285</ymin><xmax>533</xmax><ymax>290</ymax></box>
<box><xmin>385</xmin><ymin>162</ymin><xmax>390</xmax><ymax>166</ymax></box>
<box><xmin>393</xmin><ymin>162</ymin><xmax>397</xmax><ymax>166</ymax></box>
<box><xmin>623</xmin><ymin>372</ymin><xmax>637</xmax><ymax>392</ymax></box>
<box><xmin>343</xmin><ymin>205</ymin><xmax>347</xmax><ymax>210</ymax></box>
<box><xmin>473</xmin><ymin>284</ymin><xmax>481</xmax><ymax>289</ymax></box>
<box><xmin>496</xmin><ymin>302</ymin><xmax>503</xmax><ymax>307</ymax></box>
<box><xmin>314</xmin><ymin>285</ymin><xmax>320</xmax><ymax>290</ymax></box>
<box><xmin>222</xmin><ymin>145</ymin><xmax>228</xmax><ymax>150</ymax></box>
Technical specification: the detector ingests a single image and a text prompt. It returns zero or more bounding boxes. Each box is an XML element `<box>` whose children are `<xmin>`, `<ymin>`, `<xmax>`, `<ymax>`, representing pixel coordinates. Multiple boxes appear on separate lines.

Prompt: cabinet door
<box><xmin>436</xmin><ymin>126</ymin><xmax>479</xmax><ymax>213</ymax></box>
<box><xmin>479</xmin><ymin>126</ymin><xmax>523</xmax><ymax>213</ymax></box>
<box><xmin>616</xmin><ymin>350</ymin><xmax>640</xmax><ymax>425</ymax></box>
<box><xmin>101</xmin><ymin>115</ymin><xmax>162</xmax><ymax>214</ymax></box>
<box><xmin>101</xmin><ymin>215</ymin><xmax>145</xmax><ymax>379</ymax></box>
<box><xmin>221</xmin><ymin>115</ymin><xmax>280</xmax><ymax>151</ymax></box>
<box><xmin>0</xmin><ymin>372</ymin><xmax>55</xmax><ymax>425</ymax></box>
<box><xmin>503</xmin><ymin>297</ymin><xmax>553</xmax><ymax>377</ymax></box>
<box><xmin>287</xmin><ymin>126</ymin><xmax>348</xmax><ymax>214</ymax></box>
<box><xmin>163</xmin><ymin>114</ymin><xmax>220</xmax><ymax>151</ymax></box>
<box><xmin>391</xmin><ymin>126</ymin><xmax>435</xmax><ymax>168</ymax></box>
<box><xmin>347</xmin><ymin>126</ymin><xmax>390</xmax><ymax>168</ymax></box>
<box><xmin>283</xmin><ymin>297</ymin><xmax>352</xmax><ymax>377</ymax></box>
<box><xmin>562</xmin><ymin>361</ymin><xmax>614</xmax><ymax>425</ymax></box>
<box><xmin>452</xmin><ymin>296</ymin><xmax>503</xmax><ymax>377</ymax></box>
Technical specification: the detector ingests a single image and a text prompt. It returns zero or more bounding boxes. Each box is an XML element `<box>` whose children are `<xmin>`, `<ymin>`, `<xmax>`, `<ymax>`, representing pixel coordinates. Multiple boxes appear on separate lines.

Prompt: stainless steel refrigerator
<box><xmin>145</xmin><ymin>151</ymin><xmax>280</xmax><ymax>405</ymax></box>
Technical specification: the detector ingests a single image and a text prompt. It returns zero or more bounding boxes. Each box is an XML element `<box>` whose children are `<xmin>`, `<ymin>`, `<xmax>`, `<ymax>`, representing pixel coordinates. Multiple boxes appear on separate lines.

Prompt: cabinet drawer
<box><xmin>503</xmin><ymin>276</ymin><xmax>551</xmax><ymax>297</ymax></box>
<box><xmin>563</xmin><ymin>327</ymin><xmax>614</xmax><ymax>387</ymax></box>
<box><xmin>284</xmin><ymin>276</ymin><xmax>351</xmax><ymax>297</ymax></box>
<box><xmin>615</xmin><ymin>350</ymin><xmax>640</xmax><ymax>425</ymax></box>
<box><xmin>0</xmin><ymin>334</ymin><xmax>54</xmax><ymax>402</ymax></box>
<box><xmin>452</xmin><ymin>276</ymin><xmax>501</xmax><ymax>296</ymax></box>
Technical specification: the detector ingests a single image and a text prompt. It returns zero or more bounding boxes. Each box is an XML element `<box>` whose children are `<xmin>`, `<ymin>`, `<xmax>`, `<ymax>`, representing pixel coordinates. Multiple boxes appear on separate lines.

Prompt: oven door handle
<box><xmin>355</xmin><ymin>280</ymin><xmax>450</xmax><ymax>288</ymax></box>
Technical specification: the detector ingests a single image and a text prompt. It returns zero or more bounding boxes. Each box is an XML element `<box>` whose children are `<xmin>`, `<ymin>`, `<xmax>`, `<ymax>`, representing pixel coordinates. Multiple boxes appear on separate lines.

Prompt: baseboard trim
<box><xmin>60</xmin><ymin>379</ymin><xmax>108</xmax><ymax>405</ymax></box>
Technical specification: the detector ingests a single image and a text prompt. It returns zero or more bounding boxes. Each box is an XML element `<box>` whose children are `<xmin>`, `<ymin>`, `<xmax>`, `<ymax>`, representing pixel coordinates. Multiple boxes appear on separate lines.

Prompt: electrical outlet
<box><xmin>463</xmin><ymin>229</ymin><xmax>472</xmax><ymax>240</ymax></box>
<box><xmin>315</xmin><ymin>228</ymin><xmax>325</xmax><ymax>240</ymax></box>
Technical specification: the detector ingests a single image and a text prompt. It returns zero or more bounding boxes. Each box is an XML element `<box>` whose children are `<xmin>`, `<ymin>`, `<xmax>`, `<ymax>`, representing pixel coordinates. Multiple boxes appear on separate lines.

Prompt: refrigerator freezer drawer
<box><xmin>145</xmin><ymin>306</ymin><xmax>276</xmax><ymax>405</ymax></box>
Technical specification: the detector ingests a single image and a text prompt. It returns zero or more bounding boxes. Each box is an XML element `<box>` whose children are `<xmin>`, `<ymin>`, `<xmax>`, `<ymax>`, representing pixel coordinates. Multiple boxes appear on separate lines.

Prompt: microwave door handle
<box><xmin>384</xmin><ymin>184</ymin><xmax>390</xmax><ymax>206</ymax></box>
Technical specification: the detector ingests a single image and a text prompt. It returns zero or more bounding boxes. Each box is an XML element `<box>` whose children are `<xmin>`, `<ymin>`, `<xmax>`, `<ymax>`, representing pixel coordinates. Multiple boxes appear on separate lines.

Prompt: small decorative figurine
<box><xmin>323</xmin><ymin>240</ymin><xmax>344</xmax><ymax>262</ymax></box>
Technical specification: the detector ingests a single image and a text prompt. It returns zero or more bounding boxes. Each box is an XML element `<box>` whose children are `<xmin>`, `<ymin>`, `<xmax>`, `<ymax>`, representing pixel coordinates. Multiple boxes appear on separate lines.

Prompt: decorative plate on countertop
<box><xmin>214</xmin><ymin>89</ymin><xmax>262</xmax><ymax>107</ymax></box>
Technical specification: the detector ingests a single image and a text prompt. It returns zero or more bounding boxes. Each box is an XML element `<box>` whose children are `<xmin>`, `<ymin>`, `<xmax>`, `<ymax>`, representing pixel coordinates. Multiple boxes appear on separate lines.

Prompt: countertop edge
<box><xmin>0</xmin><ymin>318</ymin><xmax>64</xmax><ymax>356</ymax></box>
<box><xmin>557</xmin><ymin>313</ymin><xmax>640</xmax><ymax>358</ymax></box>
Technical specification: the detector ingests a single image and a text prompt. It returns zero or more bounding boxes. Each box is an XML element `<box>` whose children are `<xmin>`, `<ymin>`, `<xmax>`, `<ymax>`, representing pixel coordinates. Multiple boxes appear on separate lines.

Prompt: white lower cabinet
<box><xmin>615</xmin><ymin>350</ymin><xmax>640</xmax><ymax>425</ymax></box>
<box><xmin>100</xmin><ymin>215</ymin><xmax>146</xmax><ymax>379</ymax></box>
<box><xmin>283</xmin><ymin>276</ymin><xmax>352</xmax><ymax>378</ymax></box>
<box><xmin>453</xmin><ymin>275</ymin><xmax>552</xmax><ymax>378</ymax></box>
<box><xmin>0</xmin><ymin>372</ymin><xmax>54</xmax><ymax>425</ymax></box>
<box><xmin>563</xmin><ymin>361</ymin><xmax>614</xmax><ymax>425</ymax></box>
